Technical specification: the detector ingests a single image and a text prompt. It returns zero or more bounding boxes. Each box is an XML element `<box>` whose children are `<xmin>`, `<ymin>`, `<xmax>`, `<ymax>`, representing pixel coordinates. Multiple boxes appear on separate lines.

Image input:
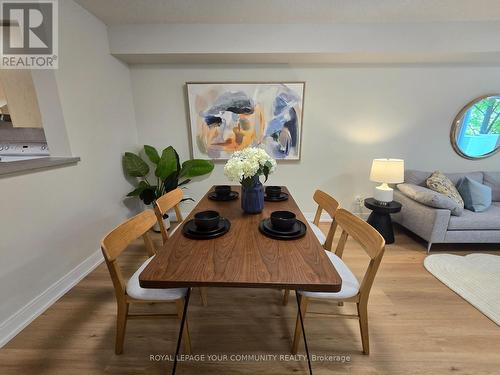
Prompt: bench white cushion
<box><xmin>300</xmin><ymin>251</ymin><xmax>360</xmax><ymax>300</ymax></box>
<box><xmin>308</xmin><ymin>221</ymin><xmax>326</xmax><ymax>245</ymax></box>
<box><xmin>126</xmin><ymin>256</ymin><xmax>187</xmax><ymax>301</ymax></box>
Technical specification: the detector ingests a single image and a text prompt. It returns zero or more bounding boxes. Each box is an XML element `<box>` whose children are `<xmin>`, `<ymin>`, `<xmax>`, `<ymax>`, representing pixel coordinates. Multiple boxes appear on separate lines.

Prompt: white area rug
<box><xmin>424</xmin><ymin>253</ymin><xmax>500</xmax><ymax>326</ymax></box>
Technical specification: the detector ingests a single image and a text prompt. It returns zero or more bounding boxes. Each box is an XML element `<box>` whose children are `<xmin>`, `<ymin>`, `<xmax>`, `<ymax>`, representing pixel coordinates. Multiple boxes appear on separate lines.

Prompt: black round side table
<box><xmin>364</xmin><ymin>198</ymin><xmax>402</xmax><ymax>244</ymax></box>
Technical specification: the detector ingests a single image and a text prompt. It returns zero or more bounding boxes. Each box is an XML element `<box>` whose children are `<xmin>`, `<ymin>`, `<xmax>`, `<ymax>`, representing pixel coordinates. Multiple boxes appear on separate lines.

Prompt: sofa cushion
<box><xmin>405</xmin><ymin>170</ymin><xmax>483</xmax><ymax>186</ymax></box>
<box><xmin>426</xmin><ymin>171</ymin><xmax>465</xmax><ymax>209</ymax></box>
<box><xmin>397</xmin><ymin>183</ymin><xmax>464</xmax><ymax>216</ymax></box>
<box><xmin>457</xmin><ymin>177</ymin><xmax>492</xmax><ymax>212</ymax></box>
<box><xmin>405</xmin><ymin>170</ymin><xmax>433</xmax><ymax>186</ymax></box>
<box><xmin>483</xmin><ymin>172</ymin><xmax>500</xmax><ymax>201</ymax></box>
<box><xmin>444</xmin><ymin>172</ymin><xmax>484</xmax><ymax>186</ymax></box>
<box><xmin>448</xmin><ymin>202</ymin><xmax>500</xmax><ymax>230</ymax></box>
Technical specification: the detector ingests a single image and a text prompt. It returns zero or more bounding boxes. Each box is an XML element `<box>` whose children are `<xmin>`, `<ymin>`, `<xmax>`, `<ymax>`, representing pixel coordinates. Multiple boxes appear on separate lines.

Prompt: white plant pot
<box><xmin>153</xmin><ymin>214</ymin><xmax>171</xmax><ymax>233</ymax></box>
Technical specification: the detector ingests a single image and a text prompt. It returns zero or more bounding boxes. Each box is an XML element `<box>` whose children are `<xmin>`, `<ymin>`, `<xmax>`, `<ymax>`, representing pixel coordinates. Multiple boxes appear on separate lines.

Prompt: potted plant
<box><xmin>123</xmin><ymin>145</ymin><xmax>214</xmax><ymax>228</ymax></box>
<box><xmin>224</xmin><ymin>147</ymin><xmax>276</xmax><ymax>214</ymax></box>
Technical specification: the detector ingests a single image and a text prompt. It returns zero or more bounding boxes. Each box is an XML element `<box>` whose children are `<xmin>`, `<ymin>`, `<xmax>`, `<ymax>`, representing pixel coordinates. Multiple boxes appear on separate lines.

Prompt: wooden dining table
<box><xmin>140</xmin><ymin>185</ymin><xmax>342</xmax><ymax>374</ymax></box>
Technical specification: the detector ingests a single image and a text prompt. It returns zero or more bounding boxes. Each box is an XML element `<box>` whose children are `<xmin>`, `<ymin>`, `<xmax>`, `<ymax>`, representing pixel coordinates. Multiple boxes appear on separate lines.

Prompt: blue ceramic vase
<box><xmin>241</xmin><ymin>176</ymin><xmax>264</xmax><ymax>214</ymax></box>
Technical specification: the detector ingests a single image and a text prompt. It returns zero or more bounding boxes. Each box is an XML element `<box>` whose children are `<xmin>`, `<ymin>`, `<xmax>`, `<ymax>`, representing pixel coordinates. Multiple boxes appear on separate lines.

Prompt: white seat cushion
<box><xmin>126</xmin><ymin>256</ymin><xmax>187</xmax><ymax>301</ymax></box>
<box><xmin>300</xmin><ymin>251</ymin><xmax>360</xmax><ymax>300</ymax></box>
<box><xmin>308</xmin><ymin>221</ymin><xmax>326</xmax><ymax>245</ymax></box>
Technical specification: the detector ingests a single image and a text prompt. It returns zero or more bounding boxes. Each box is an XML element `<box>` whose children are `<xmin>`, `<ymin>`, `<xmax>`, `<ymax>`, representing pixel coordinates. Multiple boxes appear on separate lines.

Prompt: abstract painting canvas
<box><xmin>187</xmin><ymin>82</ymin><xmax>305</xmax><ymax>160</ymax></box>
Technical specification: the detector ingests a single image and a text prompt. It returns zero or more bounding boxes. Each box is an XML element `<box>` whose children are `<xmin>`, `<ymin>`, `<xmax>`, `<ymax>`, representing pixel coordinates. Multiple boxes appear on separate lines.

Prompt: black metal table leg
<box><xmin>171</xmin><ymin>287</ymin><xmax>191</xmax><ymax>375</ymax></box>
<box><xmin>296</xmin><ymin>292</ymin><xmax>313</xmax><ymax>375</ymax></box>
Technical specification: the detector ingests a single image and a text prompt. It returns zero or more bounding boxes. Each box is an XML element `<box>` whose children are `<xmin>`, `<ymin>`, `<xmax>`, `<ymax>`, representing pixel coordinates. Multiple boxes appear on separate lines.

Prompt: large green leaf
<box><xmin>126</xmin><ymin>181</ymin><xmax>149</xmax><ymax>197</ymax></box>
<box><xmin>172</xmin><ymin>147</ymin><xmax>181</xmax><ymax>173</ymax></box>
<box><xmin>144</xmin><ymin>145</ymin><xmax>160</xmax><ymax>164</ymax></box>
<box><xmin>155</xmin><ymin>146</ymin><xmax>178</xmax><ymax>179</ymax></box>
<box><xmin>180</xmin><ymin>159</ymin><xmax>214</xmax><ymax>178</ymax></box>
<box><xmin>162</xmin><ymin>171</ymin><xmax>179</xmax><ymax>194</ymax></box>
<box><xmin>123</xmin><ymin>152</ymin><xmax>149</xmax><ymax>177</ymax></box>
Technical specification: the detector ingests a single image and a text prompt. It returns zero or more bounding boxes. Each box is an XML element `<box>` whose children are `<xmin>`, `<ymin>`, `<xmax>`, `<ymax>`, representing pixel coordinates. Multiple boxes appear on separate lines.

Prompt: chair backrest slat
<box><xmin>101</xmin><ymin>210</ymin><xmax>157</xmax><ymax>262</ymax></box>
<box><xmin>334</xmin><ymin>208</ymin><xmax>385</xmax><ymax>301</ymax></box>
<box><xmin>312</xmin><ymin>190</ymin><xmax>340</xmax><ymax>251</ymax></box>
<box><xmin>101</xmin><ymin>209</ymin><xmax>158</xmax><ymax>301</ymax></box>
<box><xmin>334</xmin><ymin>229</ymin><xmax>349</xmax><ymax>258</ymax></box>
<box><xmin>335</xmin><ymin>209</ymin><xmax>384</xmax><ymax>260</ymax></box>
<box><xmin>154</xmin><ymin>188</ymin><xmax>184</xmax><ymax>244</ymax></box>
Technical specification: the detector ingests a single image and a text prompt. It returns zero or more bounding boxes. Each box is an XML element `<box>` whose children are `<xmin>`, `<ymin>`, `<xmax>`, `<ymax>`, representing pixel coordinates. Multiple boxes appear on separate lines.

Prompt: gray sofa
<box><xmin>392</xmin><ymin>170</ymin><xmax>500</xmax><ymax>252</ymax></box>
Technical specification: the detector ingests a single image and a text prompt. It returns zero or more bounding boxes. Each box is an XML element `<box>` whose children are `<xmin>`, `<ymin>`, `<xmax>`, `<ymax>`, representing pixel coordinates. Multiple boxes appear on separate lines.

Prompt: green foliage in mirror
<box><xmin>451</xmin><ymin>95</ymin><xmax>500</xmax><ymax>159</ymax></box>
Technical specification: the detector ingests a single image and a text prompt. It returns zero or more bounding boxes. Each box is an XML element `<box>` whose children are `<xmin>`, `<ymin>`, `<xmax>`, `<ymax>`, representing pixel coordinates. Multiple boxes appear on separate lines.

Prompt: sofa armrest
<box><xmin>393</xmin><ymin>190</ymin><xmax>450</xmax><ymax>243</ymax></box>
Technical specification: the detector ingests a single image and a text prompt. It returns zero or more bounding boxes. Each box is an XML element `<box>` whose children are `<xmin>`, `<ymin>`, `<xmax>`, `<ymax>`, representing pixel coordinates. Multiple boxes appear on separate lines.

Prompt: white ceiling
<box><xmin>75</xmin><ymin>0</ymin><xmax>500</xmax><ymax>25</ymax></box>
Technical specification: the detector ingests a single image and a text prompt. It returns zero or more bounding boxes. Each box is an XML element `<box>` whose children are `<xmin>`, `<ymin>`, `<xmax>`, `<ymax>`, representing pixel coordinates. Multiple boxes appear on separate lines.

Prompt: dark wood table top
<box><xmin>139</xmin><ymin>186</ymin><xmax>342</xmax><ymax>292</ymax></box>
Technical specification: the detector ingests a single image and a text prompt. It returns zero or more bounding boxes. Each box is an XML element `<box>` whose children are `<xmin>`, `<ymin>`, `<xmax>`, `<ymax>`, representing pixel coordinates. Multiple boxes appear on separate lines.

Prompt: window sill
<box><xmin>0</xmin><ymin>157</ymin><xmax>81</xmax><ymax>177</ymax></box>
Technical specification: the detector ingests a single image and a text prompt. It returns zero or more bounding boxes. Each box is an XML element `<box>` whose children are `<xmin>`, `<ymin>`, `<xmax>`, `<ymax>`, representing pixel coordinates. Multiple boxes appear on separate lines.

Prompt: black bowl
<box><xmin>266</xmin><ymin>186</ymin><xmax>282</xmax><ymax>197</ymax></box>
<box><xmin>194</xmin><ymin>210</ymin><xmax>220</xmax><ymax>231</ymax></box>
<box><xmin>270</xmin><ymin>210</ymin><xmax>296</xmax><ymax>231</ymax></box>
<box><xmin>215</xmin><ymin>185</ymin><xmax>231</xmax><ymax>197</ymax></box>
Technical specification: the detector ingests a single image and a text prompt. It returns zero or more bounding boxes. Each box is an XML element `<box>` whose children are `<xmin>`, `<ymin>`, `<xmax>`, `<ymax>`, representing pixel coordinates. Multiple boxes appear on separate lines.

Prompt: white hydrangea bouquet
<box><xmin>224</xmin><ymin>147</ymin><xmax>277</xmax><ymax>213</ymax></box>
<box><xmin>224</xmin><ymin>147</ymin><xmax>276</xmax><ymax>187</ymax></box>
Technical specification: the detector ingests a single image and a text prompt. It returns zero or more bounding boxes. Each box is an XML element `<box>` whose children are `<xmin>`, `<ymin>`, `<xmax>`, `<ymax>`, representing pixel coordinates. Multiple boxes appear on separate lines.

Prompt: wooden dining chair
<box><xmin>101</xmin><ymin>209</ymin><xmax>191</xmax><ymax>355</ymax></box>
<box><xmin>291</xmin><ymin>208</ymin><xmax>385</xmax><ymax>355</ymax></box>
<box><xmin>154</xmin><ymin>188</ymin><xmax>208</xmax><ymax>307</ymax></box>
<box><xmin>283</xmin><ymin>189</ymin><xmax>340</xmax><ymax>305</ymax></box>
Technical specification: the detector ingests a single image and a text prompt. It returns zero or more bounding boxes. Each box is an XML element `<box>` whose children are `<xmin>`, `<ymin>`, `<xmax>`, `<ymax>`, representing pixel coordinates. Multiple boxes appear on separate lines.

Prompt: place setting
<box><xmin>259</xmin><ymin>210</ymin><xmax>307</xmax><ymax>240</ymax></box>
<box><xmin>208</xmin><ymin>185</ymin><xmax>239</xmax><ymax>201</ymax></box>
<box><xmin>264</xmin><ymin>185</ymin><xmax>289</xmax><ymax>202</ymax></box>
<box><xmin>182</xmin><ymin>210</ymin><xmax>231</xmax><ymax>240</ymax></box>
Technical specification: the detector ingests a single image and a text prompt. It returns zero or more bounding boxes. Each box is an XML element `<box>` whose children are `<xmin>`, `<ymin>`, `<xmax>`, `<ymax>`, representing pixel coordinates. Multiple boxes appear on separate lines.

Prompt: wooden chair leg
<box><xmin>291</xmin><ymin>296</ymin><xmax>308</xmax><ymax>354</ymax></box>
<box><xmin>115</xmin><ymin>302</ymin><xmax>129</xmax><ymax>355</ymax></box>
<box><xmin>176</xmin><ymin>299</ymin><xmax>192</xmax><ymax>355</ymax></box>
<box><xmin>282</xmin><ymin>289</ymin><xmax>290</xmax><ymax>305</ymax></box>
<box><xmin>357</xmin><ymin>302</ymin><xmax>370</xmax><ymax>355</ymax></box>
<box><xmin>200</xmin><ymin>287</ymin><xmax>208</xmax><ymax>307</ymax></box>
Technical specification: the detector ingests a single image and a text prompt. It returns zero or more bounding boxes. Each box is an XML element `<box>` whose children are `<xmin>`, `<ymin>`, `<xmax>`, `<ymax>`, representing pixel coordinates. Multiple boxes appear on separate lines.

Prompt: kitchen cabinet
<box><xmin>0</xmin><ymin>70</ymin><xmax>43</xmax><ymax>128</ymax></box>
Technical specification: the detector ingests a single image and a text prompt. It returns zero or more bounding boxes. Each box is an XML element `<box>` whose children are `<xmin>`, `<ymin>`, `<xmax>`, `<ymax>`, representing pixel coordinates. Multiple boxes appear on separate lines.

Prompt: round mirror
<box><xmin>451</xmin><ymin>95</ymin><xmax>500</xmax><ymax>159</ymax></box>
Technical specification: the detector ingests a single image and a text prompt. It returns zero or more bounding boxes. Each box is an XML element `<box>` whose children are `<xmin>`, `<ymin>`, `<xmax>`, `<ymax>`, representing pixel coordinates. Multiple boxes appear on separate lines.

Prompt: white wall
<box><xmin>0</xmin><ymin>0</ymin><xmax>138</xmax><ymax>328</ymax></box>
<box><xmin>130</xmin><ymin>64</ymin><xmax>500</xmax><ymax>214</ymax></box>
<box><xmin>108</xmin><ymin>22</ymin><xmax>500</xmax><ymax>65</ymax></box>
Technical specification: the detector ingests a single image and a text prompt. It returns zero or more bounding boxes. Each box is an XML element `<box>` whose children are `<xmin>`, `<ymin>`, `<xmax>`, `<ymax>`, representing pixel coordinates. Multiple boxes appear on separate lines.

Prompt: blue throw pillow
<box><xmin>457</xmin><ymin>177</ymin><xmax>492</xmax><ymax>212</ymax></box>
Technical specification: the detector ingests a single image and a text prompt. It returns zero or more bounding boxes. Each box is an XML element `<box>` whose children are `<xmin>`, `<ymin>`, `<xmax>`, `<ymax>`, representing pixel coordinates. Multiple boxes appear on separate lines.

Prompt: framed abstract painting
<box><xmin>186</xmin><ymin>81</ymin><xmax>305</xmax><ymax>160</ymax></box>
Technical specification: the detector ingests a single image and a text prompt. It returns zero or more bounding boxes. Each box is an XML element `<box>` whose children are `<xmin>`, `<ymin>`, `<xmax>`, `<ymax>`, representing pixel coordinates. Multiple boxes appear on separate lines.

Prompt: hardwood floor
<box><xmin>1</xmin><ymin>226</ymin><xmax>499</xmax><ymax>375</ymax></box>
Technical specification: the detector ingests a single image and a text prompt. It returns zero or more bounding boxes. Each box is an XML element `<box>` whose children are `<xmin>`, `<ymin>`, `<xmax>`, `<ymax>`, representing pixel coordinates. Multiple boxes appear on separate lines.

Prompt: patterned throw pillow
<box><xmin>426</xmin><ymin>171</ymin><xmax>465</xmax><ymax>208</ymax></box>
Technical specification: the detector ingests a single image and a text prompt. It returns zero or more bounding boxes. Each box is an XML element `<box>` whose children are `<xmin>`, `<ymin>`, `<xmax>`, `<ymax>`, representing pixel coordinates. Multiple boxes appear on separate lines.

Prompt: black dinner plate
<box><xmin>261</xmin><ymin>218</ymin><xmax>301</xmax><ymax>236</ymax></box>
<box><xmin>182</xmin><ymin>218</ymin><xmax>231</xmax><ymax>239</ymax></box>
<box><xmin>259</xmin><ymin>219</ymin><xmax>306</xmax><ymax>240</ymax></box>
<box><xmin>264</xmin><ymin>192</ymin><xmax>289</xmax><ymax>202</ymax></box>
<box><xmin>208</xmin><ymin>191</ymin><xmax>239</xmax><ymax>201</ymax></box>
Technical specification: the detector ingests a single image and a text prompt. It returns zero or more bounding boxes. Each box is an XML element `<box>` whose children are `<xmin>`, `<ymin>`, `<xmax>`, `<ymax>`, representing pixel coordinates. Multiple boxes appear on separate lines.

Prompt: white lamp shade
<box><xmin>370</xmin><ymin>159</ymin><xmax>405</xmax><ymax>184</ymax></box>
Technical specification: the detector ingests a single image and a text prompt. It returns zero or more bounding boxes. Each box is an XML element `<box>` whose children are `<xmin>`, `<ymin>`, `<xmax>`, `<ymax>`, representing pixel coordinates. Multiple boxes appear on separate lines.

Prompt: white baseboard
<box><xmin>0</xmin><ymin>249</ymin><xmax>104</xmax><ymax>348</ymax></box>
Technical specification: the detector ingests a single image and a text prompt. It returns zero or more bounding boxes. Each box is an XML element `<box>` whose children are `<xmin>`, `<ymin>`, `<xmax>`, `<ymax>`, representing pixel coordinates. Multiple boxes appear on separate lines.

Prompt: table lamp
<box><xmin>369</xmin><ymin>159</ymin><xmax>404</xmax><ymax>205</ymax></box>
